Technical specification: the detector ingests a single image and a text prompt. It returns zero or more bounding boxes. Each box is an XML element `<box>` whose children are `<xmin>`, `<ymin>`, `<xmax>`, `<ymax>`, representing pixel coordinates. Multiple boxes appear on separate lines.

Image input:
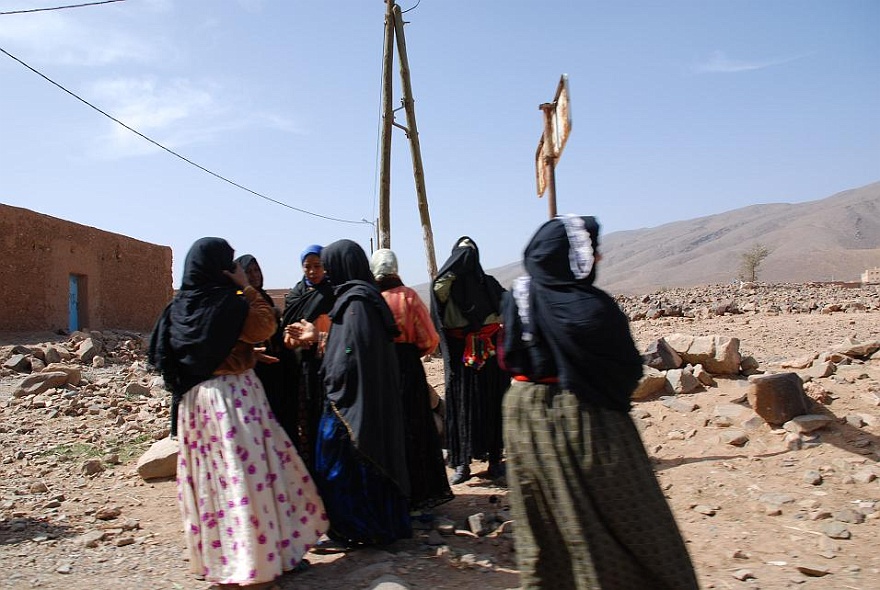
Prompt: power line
<box><xmin>401</xmin><ymin>1</ymin><xmax>421</xmax><ymax>15</ymax></box>
<box><xmin>0</xmin><ymin>0</ymin><xmax>125</xmax><ymax>16</ymax></box>
<box><xmin>0</xmin><ymin>45</ymin><xmax>368</xmax><ymax>225</ymax></box>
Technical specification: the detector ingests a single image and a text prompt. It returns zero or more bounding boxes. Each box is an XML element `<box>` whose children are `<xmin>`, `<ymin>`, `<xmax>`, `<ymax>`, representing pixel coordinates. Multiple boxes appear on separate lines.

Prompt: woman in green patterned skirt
<box><xmin>499</xmin><ymin>215</ymin><xmax>698</xmax><ymax>589</ymax></box>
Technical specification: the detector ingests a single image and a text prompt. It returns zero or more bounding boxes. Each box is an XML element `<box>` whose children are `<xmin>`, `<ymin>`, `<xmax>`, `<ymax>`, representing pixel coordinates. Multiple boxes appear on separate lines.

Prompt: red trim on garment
<box><xmin>513</xmin><ymin>375</ymin><xmax>559</xmax><ymax>384</ymax></box>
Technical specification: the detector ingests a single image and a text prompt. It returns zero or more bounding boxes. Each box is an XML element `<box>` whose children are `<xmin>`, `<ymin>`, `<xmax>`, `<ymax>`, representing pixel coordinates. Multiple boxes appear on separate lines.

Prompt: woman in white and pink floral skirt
<box><xmin>149</xmin><ymin>237</ymin><xmax>327</xmax><ymax>589</ymax></box>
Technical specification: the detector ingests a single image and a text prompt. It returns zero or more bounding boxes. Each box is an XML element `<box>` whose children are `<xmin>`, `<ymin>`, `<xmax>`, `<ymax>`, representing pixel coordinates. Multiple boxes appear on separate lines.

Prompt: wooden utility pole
<box><xmin>375</xmin><ymin>0</ymin><xmax>438</xmax><ymax>278</ymax></box>
<box><xmin>377</xmin><ymin>0</ymin><xmax>395</xmax><ymax>249</ymax></box>
<box><xmin>392</xmin><ymin>3</ymin><xmax>437</xmax><ymax>278</ymax></box>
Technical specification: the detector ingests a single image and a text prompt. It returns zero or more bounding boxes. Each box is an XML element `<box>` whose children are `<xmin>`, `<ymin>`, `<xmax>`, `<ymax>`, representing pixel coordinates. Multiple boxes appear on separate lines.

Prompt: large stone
<box><xmin>77</xmin><ymin>338</ymin><xmax>101</xmax><ymax>364</ymax></box>
<box><xmin>3</xmin><ymin>354</ymin><xmax>32</xmax><ymax>373</ymax></box>
<box><xmin>664</xmin><ymin>333</ymin><xmax>694</xmax><ymax>355</ymax></box>
<box><xmin>780</xmin><ymin>353</ymin><xmax>817</xmax><ymax>369</ymax></box>
<box><xmin>13</xmin><ymin>371</ymin><xmax>70</xmax><ymax>397</ymax></box>
<box><xmin>136</xmin><ymin>437</ymin><xmax>179</xmax><ymax>480</ymax></box>
<box><xmin>746</xmin><ymin>372</ymin><xmax>811</xmax><ymax>426</ymax></box>
<box><xmin>708</xmin><ymin>336</ymin><xmax>742</xmax><ymax>375</ymax></box>
<box><xmin>806</xmin><ymin>360</ymin><xmax>836</xmax><ymax>379</ymax></box>
<box><xmin>632</xmin><ymin>366</ymin><xmax>667</xmax><ymax>400</ymax></box>
<box><xmin>43</xmin><ymin>363</ymin><xmax>81</xmax><ymax>385</ymax></box>
<box><xmin>44</xmin><ymin>346</ymin><xmax>63</xmax><ymax>365</ymax></box>
<box><xmin>665</xmin><ymin>368</ymin><xmax>700</xmax><ymax>394</ymax></box>
<box><xmin>693</xmin><ymin>364</ymin><xmax>716</xmax><ymax>386</ymax></box>
<box><xmin>664</xmin><ymin>333</ymin><xmax>741</xmax><ymax>375</ymax></box>
<box><xmin>642</xmin><ymin>338</ymin><xmax>682</xmax><ymax>370</ymax></box>
<box><xmin>832</xmin><ymin>338</ymin><xmax>880</xmax><ymax>360</ymax></box>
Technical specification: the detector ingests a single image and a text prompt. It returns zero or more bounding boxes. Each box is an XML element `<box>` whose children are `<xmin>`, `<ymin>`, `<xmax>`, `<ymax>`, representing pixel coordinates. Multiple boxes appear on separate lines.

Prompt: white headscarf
<box><xmin>370</xmin><ymin>248</ymin><xmax>399</xmax><ymax>280</ymax></box>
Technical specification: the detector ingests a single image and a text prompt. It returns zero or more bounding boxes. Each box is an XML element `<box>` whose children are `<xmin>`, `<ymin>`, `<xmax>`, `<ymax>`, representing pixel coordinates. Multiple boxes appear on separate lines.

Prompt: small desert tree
<box><xmin>738</xmin><ymin>243</ymin><xmax>770</xmax><ymax>282</ymax></box>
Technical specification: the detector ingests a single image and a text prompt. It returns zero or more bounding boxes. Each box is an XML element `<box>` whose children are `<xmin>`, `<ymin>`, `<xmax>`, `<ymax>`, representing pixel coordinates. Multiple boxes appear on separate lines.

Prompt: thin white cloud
<box><xmin>0</xmin><ymin>11</ymin><xmax>162</xmax><ymax>67</ymax></box>
<box><xmin>84</xmin><ymin>76</ymin><xmax>304</xmax><ymax>160</ymax></box>
<box><xmin>236</xmin><ymin>0</ymin><xmax>266</xmax><ymax>13</ymax></box>
<box><xmin>693</xmin><ymin>50</ymin><xmax>810</xmax><ymax>74</ymax></box>
<box><xmin>0</xmin><ymin>2</ymin><xmax>303</xmax><ymax>160</ymax></box>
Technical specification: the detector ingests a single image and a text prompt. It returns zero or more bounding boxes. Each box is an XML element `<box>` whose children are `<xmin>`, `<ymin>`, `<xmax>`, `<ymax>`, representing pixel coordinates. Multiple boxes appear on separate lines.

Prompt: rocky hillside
<box><xmin>478</xmin><ymin>181</ymin><xmax>880</xmax><ymax>296</ymax></box>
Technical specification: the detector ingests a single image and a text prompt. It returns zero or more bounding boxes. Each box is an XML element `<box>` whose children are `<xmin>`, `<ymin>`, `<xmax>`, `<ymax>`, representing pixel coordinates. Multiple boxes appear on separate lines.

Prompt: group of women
<box><xmin>149</xmin><ymin>220</ymin><xmax>699</xmax><ymax>590</ymax></box>
<box><xmin>149</xmin><ymin>237</ymin><xmax>455</xmax><ymax>589</ymax></box>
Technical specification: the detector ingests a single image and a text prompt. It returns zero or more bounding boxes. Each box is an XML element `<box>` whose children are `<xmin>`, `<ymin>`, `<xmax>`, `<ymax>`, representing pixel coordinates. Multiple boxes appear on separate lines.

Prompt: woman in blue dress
<box><xmin>286</xmin><ymin>239</ymin><xmax>411</xmax><ymax>548</ymax></box>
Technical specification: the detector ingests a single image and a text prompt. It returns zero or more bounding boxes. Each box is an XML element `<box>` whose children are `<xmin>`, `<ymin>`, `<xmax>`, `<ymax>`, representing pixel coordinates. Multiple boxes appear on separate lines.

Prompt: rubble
<box><xmin>0</xmin><ymin>282</ymin><xmax>878</xmax><ymax>590</ymax></box>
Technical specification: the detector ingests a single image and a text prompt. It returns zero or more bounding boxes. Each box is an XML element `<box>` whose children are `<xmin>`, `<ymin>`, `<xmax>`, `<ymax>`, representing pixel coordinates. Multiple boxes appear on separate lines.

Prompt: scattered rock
<box><xmin>747</xmin><ymin>373</ymin><xmax>811</xmax><ymax>426</ymax></box>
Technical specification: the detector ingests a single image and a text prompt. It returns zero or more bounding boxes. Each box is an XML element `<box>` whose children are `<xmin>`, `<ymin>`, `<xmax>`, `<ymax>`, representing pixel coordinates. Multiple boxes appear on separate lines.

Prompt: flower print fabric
<box><xmin>176</xmin><ymin>369</ymin><xmax>327</xmax><ymax>585</ymax></box>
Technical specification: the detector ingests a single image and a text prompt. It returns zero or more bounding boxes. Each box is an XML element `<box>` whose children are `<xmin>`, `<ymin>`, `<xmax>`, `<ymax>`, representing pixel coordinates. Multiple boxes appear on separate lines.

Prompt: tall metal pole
<box><xmin>392</xmin><ymin>3</ymin><xmax>438</xmax><ymax>278</ymax></box>
<box><xmin>539</xmin><ymin>102</ymin><xmax>558</xmax><ymax>218</ymax></box>
<box><xmin>377</xmin><ymin>0</ymin><xmax>395</xmax><ymax>249</ymax></box>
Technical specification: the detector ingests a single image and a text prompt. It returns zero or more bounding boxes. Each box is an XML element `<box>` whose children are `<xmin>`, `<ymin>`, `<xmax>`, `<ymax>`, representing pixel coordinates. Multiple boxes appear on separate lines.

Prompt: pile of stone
<box><xmin>617</xmin><ymin>282</ymin><xmax>880</xmax><ymax>321</ymax></box>
<box><xmin>634</xmin><ymin>330</ymin><xmax>880</xmax><ymax>450</ymax></box>
<box><xmin>1</xmin><ymin>330</ymin><xmax>171</xmax><ymax>463</ymax></box>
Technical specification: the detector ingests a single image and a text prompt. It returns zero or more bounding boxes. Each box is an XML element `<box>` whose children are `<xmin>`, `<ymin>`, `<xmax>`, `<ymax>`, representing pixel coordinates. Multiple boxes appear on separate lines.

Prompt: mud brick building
<box><xmin>0</xmin><ymin>204</ymin><xmax>172</xmax><ymax>333</ymax></box>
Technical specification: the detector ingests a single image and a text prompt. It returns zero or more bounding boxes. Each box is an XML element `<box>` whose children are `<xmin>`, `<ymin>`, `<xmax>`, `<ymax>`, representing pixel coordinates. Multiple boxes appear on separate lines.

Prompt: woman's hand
<box><xmin>223</xmin><ymin>263</ymin><xmax>250</xmax><ymax>290</ymax></box>
<box><xmin>254</xmin><ymin>346</ymin><xmax>279</xmax><ymax>364</ymax></box>
<box><xmin>285</xmin><ymin>320</ymin><xmax>318</xmax><ymax>344</ymax></box>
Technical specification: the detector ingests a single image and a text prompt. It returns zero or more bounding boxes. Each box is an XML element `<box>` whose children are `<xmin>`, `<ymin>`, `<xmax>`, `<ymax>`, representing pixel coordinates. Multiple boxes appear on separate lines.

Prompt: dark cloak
<box><xmin>281</xmin><ymin>278</ymin><xmax>335</xmax><ymax>326</ymax></box>
<box><xmin>319</xmin><ymin>239</ymin><xmax>408</xmax><ymax>495</ymax></box>
<box><xmin>430</xmin><ymin>236</ymin><xmax>505</xmax><ymax>335</ymax></box>
<box><xmin>375</xmin><ymin>275</ymin><xmax>454</xmax><ymax>511</ymax></box>
<box><xmin>501</xmin><ymin>216</ymin><xmax>642</xmax><ymax>411</ymax></box>
<box><xmin>429</xmin><ymin>236</ymin><xmax>507</xmax><ymax>467</ymax></box>
<box><xmin>278</xmin><ymin>251</ymin><xmax>336</xmax><ymax>471</ymax></box>
<box><xmin>148</xmin><ymin>238</ymin><xmax>248</xmax><ymax>433</ymax></box>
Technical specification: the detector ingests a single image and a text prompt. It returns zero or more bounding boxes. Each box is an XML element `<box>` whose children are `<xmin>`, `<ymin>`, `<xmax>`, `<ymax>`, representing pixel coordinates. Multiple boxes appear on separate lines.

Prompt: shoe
<box><xmin>450</xmin><ymin>464</ymin><xmax>471</xmax><ymax>485</ymax></box>
<box><xmin>487</xmin><ymin>461</ymin><xmax>506</xmax><ymax>479</ymax></box>
<box><xmin>312</xmin><ymin>538</ymin><xmax>351</xmax><ymax>554</ymax></box>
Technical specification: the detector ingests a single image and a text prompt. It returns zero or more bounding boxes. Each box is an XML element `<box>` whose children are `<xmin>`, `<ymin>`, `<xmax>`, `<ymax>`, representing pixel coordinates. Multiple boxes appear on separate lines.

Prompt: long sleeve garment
<box><xmin>381</xmin><ymin>285</ymin><xmax>440</xmax><ymax>356</ymax></box>
<box><xmin>214</xmin><ymin>286</ymin><xmax>278</xmax><ymax>375</ymax></box>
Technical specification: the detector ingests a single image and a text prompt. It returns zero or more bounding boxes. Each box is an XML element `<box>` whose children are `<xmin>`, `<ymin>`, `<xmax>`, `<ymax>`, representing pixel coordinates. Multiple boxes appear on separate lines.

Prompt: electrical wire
<box><xmin>401</xmin><ymin>1</ymin><xmax>421</xmax><ymax>15</ymax></box>
<box><xmin>0</xmin><ymin>0</ymin><xmax>125</xmax><ymax>16</ymax></box>
<box><xmin>0</xmin><ymin>45</ymin><xmax>369</xmax><ymax>225</ymax></box>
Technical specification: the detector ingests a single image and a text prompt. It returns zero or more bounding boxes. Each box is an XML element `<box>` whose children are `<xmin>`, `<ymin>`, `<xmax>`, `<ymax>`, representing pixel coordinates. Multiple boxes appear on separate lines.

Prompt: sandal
<box><xmin>311</xmin><ymin>538</ymin><xmax>351</xmax><ymax>554</ymax></box>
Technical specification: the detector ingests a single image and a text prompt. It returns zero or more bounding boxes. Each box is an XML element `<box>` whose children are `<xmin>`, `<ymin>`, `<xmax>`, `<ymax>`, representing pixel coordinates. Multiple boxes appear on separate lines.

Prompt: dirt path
<box><xmin>1</xmin><ymin>308</ymin><xmax>879</xmax><ymax>589</ymax></box>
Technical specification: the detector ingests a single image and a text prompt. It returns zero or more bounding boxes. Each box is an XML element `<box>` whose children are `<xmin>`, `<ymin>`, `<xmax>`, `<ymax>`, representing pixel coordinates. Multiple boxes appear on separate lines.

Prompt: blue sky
<box><xmin>1</xmin><ymin>0</ymin><xmax>878</xmax><ymax>289</ymax></box>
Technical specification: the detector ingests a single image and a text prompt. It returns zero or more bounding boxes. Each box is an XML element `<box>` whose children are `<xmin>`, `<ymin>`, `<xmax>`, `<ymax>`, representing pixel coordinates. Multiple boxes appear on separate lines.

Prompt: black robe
<box><xmin>429</xmin><ymin>237</ymin><xmax>508</xmax><ymax>467</ymax></box>
<box><xmin>280</xmin><ymin>276</ymin><xmax>336</xmax><ymax>471</ymax></box>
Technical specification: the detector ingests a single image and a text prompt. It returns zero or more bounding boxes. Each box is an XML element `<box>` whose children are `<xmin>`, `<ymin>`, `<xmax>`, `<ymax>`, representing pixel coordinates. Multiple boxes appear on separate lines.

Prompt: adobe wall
<box><xmin>0</xmin><ymin>204</ymin><xmax>173</xmax><ymax>333</ymax></box>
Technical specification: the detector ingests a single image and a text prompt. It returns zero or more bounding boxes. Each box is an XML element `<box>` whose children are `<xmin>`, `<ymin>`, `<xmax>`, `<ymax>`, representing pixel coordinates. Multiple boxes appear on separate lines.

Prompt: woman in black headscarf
<box><xmin>430</xmin><ymin>237</ymin><xmax>509</xmax><ymax>484</ymax></box>
<box><xmin>286</xmin><ymin>239</ymin><xmax>411</xmax><ymax>549</ymax></box>
<box><xmin>280</xmin><ymin>244</ymin><xmax>335</xmax><ymax>473</ymax></box>
<box><xmin>148</xmin><ymin>237</ymin><xmax>325</xmax><ymax>589</ymax></box>
<box><xmin>500</xmin><ymin>216</ymin><xmax>698</xmax><ymax>590</ymax></box>
<box><xmin>233</xmin><ymin>254</ymin><xmax>299</xmax><ymax>444</ymax></box>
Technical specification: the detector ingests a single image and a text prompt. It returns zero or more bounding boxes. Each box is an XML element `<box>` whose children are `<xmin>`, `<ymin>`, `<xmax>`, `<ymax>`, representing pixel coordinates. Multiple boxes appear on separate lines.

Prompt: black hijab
<box><xmin>149</xmin><ymin>237</ymin><xmax>249</xmax><ymax>400</ymax></box>
<box><xmin>319</xmin><ymin>239</ymin><xmax>407</xmax><ymax>493</ymax></box>
<box><xmin>281</xmin><ymin>248</ymin><xmax>335</xmax><ymax>327</ymax></box>
<box><xmin>234</xmin><ymin>254</ymin><xmax>275</xmax><ymax>308</ymax></box>
<box><xmin>430</xmin><ymin>236</ymin><xmax>505</xmax><ymax>332</ymax></box>
<box><xmin>321</xmin><ymin>239</ymin><xmax>399</xmax><ymax>342</ymax></box>
<box><xmin>501</xmin><ymin>216</ymin><xmax>642</xmax><ymax>411</ymax></box>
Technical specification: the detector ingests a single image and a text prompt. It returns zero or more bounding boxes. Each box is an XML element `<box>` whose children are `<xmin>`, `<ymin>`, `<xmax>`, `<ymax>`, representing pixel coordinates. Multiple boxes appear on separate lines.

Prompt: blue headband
<box><xmin>300</xmin><ymin>244</ymin><xmax>323</xmax><ymax>265</ymax></box>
